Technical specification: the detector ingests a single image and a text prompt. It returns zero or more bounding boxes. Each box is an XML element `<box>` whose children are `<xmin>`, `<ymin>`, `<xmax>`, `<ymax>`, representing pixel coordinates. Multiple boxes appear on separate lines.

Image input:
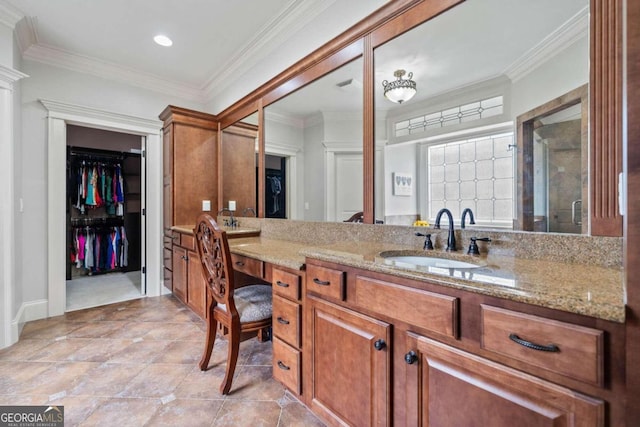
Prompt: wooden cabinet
<box><xmin>159</xmin><ymin>105</ymin><xmax>218</xmax><ymax>232</ymax></box>
<box><xmin>303</xmin><ymin>258</ymin><xmax>617</xmax><ymax>427</ymax></box>
<box><xmin>417</xmin><ymin>336</ymin><xmax>604</xmax><ymax>426</ymax></box>
<box><xmin>171</xmin><ymin>246</ymin><xmax>188</xmax><ymax>302</ymax></box>
<box><xmin>271</xmin><ymin>266</ymin><xmax>304</xmax><ymax>396</ymax></box>
<box><xmin>306</xmin><ymin>295</ymin><xmax>391</xmax><ymax>427</ymax></box>
<box><xmin>170</xmin><ymin>229</ymin><xmax>207</xmax><ymax>319</ymax></box>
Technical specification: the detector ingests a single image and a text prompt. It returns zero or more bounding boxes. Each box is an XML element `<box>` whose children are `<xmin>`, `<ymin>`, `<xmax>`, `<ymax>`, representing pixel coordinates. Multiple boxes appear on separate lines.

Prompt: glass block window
<box><xmin>428</xmin><ymin>132</ymin><xmax>514</xmax><ymax>227</ymax></box>
<box><xmin>395</xmin><ymin>96</ymin><xmax>504</xmax><ymax>137</ymax></box>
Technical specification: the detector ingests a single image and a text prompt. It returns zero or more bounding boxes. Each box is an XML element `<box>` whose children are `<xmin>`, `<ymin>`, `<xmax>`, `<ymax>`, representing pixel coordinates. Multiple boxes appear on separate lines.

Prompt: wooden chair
<box><xmin>343</xmin><ymin>211</ymin><xmax>364</xmax><ymax>223</ymax></box>
<box><xmin>193</xmin><ymin>213</ymin><xmax>272</xmax><ymax>394</ymax></box>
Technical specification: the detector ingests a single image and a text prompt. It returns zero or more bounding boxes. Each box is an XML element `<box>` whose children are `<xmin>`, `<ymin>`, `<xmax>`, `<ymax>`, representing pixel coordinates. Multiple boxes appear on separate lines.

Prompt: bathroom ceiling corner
<box><xmin>1</xmin><ymin>0</ymin><xmax>388</xmax><ymax>107</ymax></box>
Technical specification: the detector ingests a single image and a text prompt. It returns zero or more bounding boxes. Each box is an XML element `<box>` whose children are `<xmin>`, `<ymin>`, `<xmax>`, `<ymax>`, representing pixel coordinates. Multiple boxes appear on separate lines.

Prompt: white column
<box><xmin>0</xmin><ymin>64</ymin><xmax>28</xmax><ymax>348</ymax></box>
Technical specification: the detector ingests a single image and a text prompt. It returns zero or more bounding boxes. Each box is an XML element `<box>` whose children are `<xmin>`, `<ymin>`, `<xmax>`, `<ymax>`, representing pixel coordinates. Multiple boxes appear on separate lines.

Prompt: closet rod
<box><xmin>68</xmin><ymin>146</ymin><xmax>128</xmax><ymax>162</ymax></box>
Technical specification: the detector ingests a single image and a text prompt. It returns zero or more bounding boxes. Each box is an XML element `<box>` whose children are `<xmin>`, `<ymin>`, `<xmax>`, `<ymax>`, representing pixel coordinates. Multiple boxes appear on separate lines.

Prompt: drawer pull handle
<box><xmin>313</xmin><ymin>278</ymin><xmax>331</xmax><ymax>286</ymax></box>
<box><xmin>235</xmin><ymin>261</ymin><xmax>245</xmax><ymax>267</ymax></box>
<box><xmin>404</xmin><ymin>350</ymin><xmax>418</xmax><ymax>365</ymax></box>
<box><xmin>276</xmin><ymin>281</ymin><xmax>289</xmax><ymax>288</ymax></box>
<box><xmin>277</xmin><ymin>316</ymin><xmax>290</xmax><ymax>325</ymax></box>
<box><xmin>509</xmin><ymin>333</ymin><xmax>559</xmax><ymax>353</ymax></box>
<box><xmin>374</xmin><ymin>339</ymin><xmax>386</xmax><ymax>351</ymax></box>
<box><xmin>277</xmin><ymin>360</ymin><xmax>290</xmax><ymax>371</ymax></box>
<box><xmin>172</xmin><ymin>236</ymin><xmax>179</xmax><ymax>240</ymax></box>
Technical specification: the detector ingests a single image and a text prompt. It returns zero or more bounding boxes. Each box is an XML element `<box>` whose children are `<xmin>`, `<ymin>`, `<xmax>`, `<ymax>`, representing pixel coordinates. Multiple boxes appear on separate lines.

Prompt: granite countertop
<box><xmin>171</xmin><ymin>225</ymin><xmax>261</xmax><ymax>237</ymax></box>
<box><xmin>226</xmin><ymin>237</ymin><xmax>625</xmax><ymax>323</ymax></box>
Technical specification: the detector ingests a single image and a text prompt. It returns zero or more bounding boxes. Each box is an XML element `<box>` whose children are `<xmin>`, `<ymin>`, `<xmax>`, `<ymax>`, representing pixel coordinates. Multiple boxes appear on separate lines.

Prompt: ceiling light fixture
<box><xmin>382</xmin><ymin>69</ymin><xmax>417</xmax><ymax>104</ymax></box>
<box><xmin>153</xmin><ymin>35</ymin><xmax>173</xmax><ymax>47</ymax></box>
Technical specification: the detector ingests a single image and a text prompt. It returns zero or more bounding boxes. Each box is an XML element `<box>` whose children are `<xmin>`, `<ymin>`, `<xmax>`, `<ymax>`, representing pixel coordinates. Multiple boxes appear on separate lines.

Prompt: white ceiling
<box><xmin>1</xmin><ymin>0</ymin><xmax>588</xmax><ymax>117</ymax></box>
<box><xmin>0</xmin><ymin>0</ymin><xmax>388</xmax><ymax>109</ymax></box>
<box><xmin>269</xmin><ymin>0</ymin><xmax>588</xmax><ymax>119</ymax></box>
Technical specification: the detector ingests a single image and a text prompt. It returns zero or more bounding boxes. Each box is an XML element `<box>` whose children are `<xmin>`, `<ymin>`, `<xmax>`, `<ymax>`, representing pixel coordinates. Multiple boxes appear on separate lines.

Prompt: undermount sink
<box><xmin>384</xmin><ymin>256</ymin><xmax>481</xmax><ymax>269</ymax></box>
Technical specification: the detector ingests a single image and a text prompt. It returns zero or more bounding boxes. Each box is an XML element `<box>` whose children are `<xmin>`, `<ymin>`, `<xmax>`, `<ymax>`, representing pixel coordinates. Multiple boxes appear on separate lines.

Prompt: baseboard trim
<box><xmin>10</xmin><ymin>299</ymin><xmax>48</xmax><ymax>344</ymax></box>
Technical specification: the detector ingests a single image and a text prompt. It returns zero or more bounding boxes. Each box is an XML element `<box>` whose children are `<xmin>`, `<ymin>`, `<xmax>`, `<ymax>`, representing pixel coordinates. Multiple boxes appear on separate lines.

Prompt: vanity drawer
<box><xmin>163</xmin><ymin>248</ymin><xmax>173</xmax><ymax>270</ymax></box>
<box><xmin>272</xmin><ymin>268</ymin><xmax>301</xmax><ymax>301</ymax></box>
<box><xmin>273</xmin><ymin>337</ymin><xmax>301</xmax><ymax>395</ymax></box>
<box><xmin>273</xmin><ymin>295</ymin><xmax>301</xmax><ymax>348</ymax></box>
<box><xmin>231</xmin><ymin>253</ymin><xmax>264</xmax><ymax>278</ymax></box>
<box><xmin>180</xmin><ymin>233</ymin><xmax>195</xmax><ymax>251</ymax></box>
<box><xmin>480</xmin><ymin>305</ymin><xmax>604</xmax><ymax>386</ymax></box>
<box><xmin>170</xmin><ymin>231</ymin><xmax>181</xmax><ymax>246</ymax></box>
<box><xmin>354</xmin><ymin>275</ymin><xmax>458</xmax><ymax>338</ymax></box>
<box><xmin>306</xmin><ymin>264</ymin><xmax>345</xmax><ymax>301</ymax></box>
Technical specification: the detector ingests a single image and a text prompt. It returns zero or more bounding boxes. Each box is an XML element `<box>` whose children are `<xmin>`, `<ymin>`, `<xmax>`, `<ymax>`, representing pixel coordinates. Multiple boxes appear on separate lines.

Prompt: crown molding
<box><xmin>202</xmin><ymin>0</ymin><xmax>337</xmax><ymax>102</ymax></box>
<box><xmin>25</xmin><ymin>44</ymin><xmax>206</xmax><ymax>103</ymax></box>
<box><xmin>265</xmin><ymin>109</ymin><xmax>305</xmax><ymax>128</ymax></box>
<box><xmin>40</xmin><ymin>98</ymin><xmax>162</xmax><ymax>132</ymax></box>
<box><xmin>0</xmin><ymin>1</ymin><xmax>22</xmax><ymax>29</ymax></box>
<box><xmin>504</xmin><ymin>6</ymin><xmax>589</xmax><ymax>82</ymax></box>
<box><xmin>14</xmin><ymin>15</ymin><xmax>38</xmax><ymax>54</ymax></box>
<box><xmin>0</xmin><ymin>64</ymin><xmax>28</xmax><ymax>89</ymax></box>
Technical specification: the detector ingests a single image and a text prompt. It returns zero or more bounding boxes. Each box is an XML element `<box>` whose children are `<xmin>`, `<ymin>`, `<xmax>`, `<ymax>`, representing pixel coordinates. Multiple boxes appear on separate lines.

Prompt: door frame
<box><xmin>41</xmin><ymin>99</ymin><xmax>163</xmax><ymax>317</ymax></box>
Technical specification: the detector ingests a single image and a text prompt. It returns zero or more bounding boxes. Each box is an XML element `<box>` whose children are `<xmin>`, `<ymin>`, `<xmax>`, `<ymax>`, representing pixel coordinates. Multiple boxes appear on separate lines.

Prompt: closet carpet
<box><xmin>0</xmin><ymin>295</ymin><xmax>325</xmax><ymax>426</ymax></box>
<box><xmin>66</xmin><ymin>271</ymin><xmax>142</xmax><ymax>311</ymax></box>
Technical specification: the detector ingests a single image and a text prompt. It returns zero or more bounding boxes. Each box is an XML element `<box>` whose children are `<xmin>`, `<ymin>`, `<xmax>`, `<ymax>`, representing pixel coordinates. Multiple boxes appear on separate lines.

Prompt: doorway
<box><xmin>42</xmin><ymin>99</ymin><xmax>163</xmax><ymax>318</ymax></box>
<box><xmin>65</xmin><ymin>126</ymin><xmax>146</xmax><ymax>311</ymax></box>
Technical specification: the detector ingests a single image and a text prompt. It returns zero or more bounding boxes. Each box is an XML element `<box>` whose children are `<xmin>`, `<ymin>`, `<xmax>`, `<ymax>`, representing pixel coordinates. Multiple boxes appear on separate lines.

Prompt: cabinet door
<box><xmin>187</xmin><ymin>250</ymin><xmax>206</xmax><ymax>318</ymax></box>
<box><xmin>171</xmin><ymin>246</ymin><xmax>188</xmax><ymax>302</ymax></box>
<box><xmin>307</xmin><ymin>295</ymin><xmax>390</xmax><ymax>427</ymax></box>
<box><xmin>417</xmin><ymin>337</ymin><xmax>604</xmax><ymax>427</ymax></box>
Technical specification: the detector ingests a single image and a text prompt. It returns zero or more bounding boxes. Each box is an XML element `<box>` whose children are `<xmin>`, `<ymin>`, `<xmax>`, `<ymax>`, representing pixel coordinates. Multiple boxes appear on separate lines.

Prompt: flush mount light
<box><xmin>153</xmin><ymin>35</ymin><xmax>173</xmax><ymax>47</ymax></box>
<box><xmin>382</xmin><ymin>69</ymin><xmax>417</xmax><ymax>104</ymax></box>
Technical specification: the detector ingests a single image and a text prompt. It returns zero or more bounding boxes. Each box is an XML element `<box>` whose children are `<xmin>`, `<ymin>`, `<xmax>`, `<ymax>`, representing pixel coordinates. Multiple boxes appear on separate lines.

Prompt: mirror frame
<box><xmin>216</xmin><ymin>0</ymin><xmax>622</xmax><ymax>236</ymax></box>
<box><xmin>516</xmin><ymin>84</ymin><xmax>589</xmax><ymax>233</ymax></box>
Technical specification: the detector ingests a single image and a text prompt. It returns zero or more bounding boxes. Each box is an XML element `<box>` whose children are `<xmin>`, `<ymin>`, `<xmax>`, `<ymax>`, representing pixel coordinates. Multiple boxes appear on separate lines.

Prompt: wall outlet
<box><xmin>229</xmin><ymin>200</ymin><xmax>236</xmax><ymax>211</ymax></box>
<box><xmin>202</xmin><ymin>200</ymin><xmax>211</xmax><ymax>211</ymax></box>
<box><xmin>304</xmin><ymin>202</ymin><xmax>309</xmax><ymax>210</ymax></box>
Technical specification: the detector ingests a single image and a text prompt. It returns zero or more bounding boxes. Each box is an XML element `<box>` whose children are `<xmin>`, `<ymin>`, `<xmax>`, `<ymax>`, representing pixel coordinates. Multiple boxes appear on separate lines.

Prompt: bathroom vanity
<box><xmin>213</xmin><ymin>226</ymin><xmax>624</xmax><ymax>427</ymax></box>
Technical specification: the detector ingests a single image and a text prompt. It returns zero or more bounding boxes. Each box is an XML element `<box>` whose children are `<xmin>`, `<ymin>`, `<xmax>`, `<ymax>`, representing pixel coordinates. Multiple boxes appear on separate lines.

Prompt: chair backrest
<box><xmin>343</xmin><ymin>211</ymin><xmax>364</xmax><ymax>223</ymax></box>
<box><xmin>193</xmin><ymin>214</ymin><xmax>237</xmax><ymax>315</ymax></box>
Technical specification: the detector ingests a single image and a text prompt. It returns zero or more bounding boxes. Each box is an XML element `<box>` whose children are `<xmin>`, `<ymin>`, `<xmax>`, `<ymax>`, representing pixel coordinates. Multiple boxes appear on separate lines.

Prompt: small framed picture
<box><xmin>392</xmin><ymin>172</ymin><xmax>412</xmax><ymax>196</ymax></box>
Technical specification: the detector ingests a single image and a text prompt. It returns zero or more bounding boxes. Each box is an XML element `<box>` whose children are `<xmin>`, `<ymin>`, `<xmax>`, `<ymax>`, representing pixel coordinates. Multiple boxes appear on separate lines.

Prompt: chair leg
<box><xmin>257</xmin><ymin>326</ymin><xmax>271</xmax><ymax>342</ymax></box>
<box><xmin>199</xmin><ymin>302</ymin><xmax>217</xmax><ymax>371</ymax></box>
<box><xmin>220</xmin><ymin>320</ymin><xmax>241</xmax><ymax>395</ymax></box>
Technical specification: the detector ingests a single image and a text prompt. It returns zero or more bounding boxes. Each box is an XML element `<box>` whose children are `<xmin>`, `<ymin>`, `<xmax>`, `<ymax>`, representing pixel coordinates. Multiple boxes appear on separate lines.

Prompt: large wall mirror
<box><xmin>263</xmin><ymin>57</ymin><xmax>364</xmax><ymax>222</ymax></box>
<box><xmin>220</xmin><ymin>111</ymin><xmax>258</xmax><ymax>218</ymax></box>
<box><xmin>373</xmin><ymin>0</ymin><xmax>589</xmax><ymax>233</ymax></box>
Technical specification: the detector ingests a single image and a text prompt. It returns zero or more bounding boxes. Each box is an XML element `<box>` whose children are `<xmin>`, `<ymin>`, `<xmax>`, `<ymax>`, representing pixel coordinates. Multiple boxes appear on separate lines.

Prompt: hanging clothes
<box><xmin>67</xmin><ymin>155</ymin><xmax>126</xmax><ymax>216</ymax></box>
<box><xmin>71</xmin><ymin>225</ymin><xmax>129</xmax><ymax>273</ymax></box>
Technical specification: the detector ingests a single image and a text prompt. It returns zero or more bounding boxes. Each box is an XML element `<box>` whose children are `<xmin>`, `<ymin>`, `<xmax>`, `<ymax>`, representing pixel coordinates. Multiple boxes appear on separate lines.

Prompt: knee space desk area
<box><xmin>165</xmin><ymin>226</ymin><xmax>624</xmax><ymax>426</ymax></box>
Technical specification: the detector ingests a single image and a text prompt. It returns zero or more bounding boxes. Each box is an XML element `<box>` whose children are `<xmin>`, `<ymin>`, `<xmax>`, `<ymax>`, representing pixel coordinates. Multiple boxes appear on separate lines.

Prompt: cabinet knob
<box><xmin>373</xmin><ymin>339</ymin><xmax>386</xmax><ymax>351</ymax></box>
<box><xmin>404</xmin><ymin>350</ymin><xmax>418</xmax><ymax>365</ymax></box>
<box><xmin>181</xmin><ymin>255</ymin><xmax>188</xmax><ymax>261</ymax></box>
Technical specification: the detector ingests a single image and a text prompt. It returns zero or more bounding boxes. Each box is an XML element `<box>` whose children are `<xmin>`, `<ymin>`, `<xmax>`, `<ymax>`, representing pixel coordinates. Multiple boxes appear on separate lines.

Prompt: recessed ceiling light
<box><xmin>154</xmin><ymin>35</ymin><xmax>173</xmax><ymax>47</ymax></box>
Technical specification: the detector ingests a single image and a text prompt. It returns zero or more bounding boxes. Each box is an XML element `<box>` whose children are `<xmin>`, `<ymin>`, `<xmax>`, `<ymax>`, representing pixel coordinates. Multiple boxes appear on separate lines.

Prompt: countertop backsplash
<box><xmin>221</xmin><ymin>217</ymin><xmax>622</xmax><ymax>269</ymax></box>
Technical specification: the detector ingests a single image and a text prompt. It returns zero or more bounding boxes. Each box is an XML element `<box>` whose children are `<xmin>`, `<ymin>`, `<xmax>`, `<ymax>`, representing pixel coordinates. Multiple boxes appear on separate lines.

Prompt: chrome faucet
<box><xmin>461</xmin><ymin>208</ymin><xmax>475</xmax><ymax>229</ymax></box>
<box><xmin>217</xmin><ymin>208</ymin><xmax>237</xmax><ymax>228</ymax></box>
<box><xmin>434</xmin><ymin>208</ymin><xmax>457</xmax><ymax>251</ymax></box>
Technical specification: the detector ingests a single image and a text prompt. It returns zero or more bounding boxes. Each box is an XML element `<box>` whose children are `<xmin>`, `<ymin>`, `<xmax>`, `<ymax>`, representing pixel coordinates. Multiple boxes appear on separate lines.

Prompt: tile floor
<box><xmin>66</xmin><ymin>271</ymin><xmax>143</xmax><ymax>311</ymax></box>
<box><xmin>0</xmin><ymin>295</ymin><xmax>325</xmax><ymax>426</ymax></box>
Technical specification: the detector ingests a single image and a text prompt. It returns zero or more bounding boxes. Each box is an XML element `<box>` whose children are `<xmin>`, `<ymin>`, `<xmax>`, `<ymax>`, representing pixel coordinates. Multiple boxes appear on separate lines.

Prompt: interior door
<box><xmin>140</xmin><ymin>136</ymin><xmax>147</xmax><ymax>294</ymax></box>
<box><xmin>335</xmin><ymin>152</ymin><xmax>363</xmax><ymax>221</ymax></box>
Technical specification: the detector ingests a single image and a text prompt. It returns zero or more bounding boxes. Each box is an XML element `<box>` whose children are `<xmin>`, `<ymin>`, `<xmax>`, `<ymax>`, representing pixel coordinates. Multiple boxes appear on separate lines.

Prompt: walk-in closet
<box><xmin>66</xmin><ymin>125</ymin><xmax>145</xmax><ymax>311</ymax></box>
